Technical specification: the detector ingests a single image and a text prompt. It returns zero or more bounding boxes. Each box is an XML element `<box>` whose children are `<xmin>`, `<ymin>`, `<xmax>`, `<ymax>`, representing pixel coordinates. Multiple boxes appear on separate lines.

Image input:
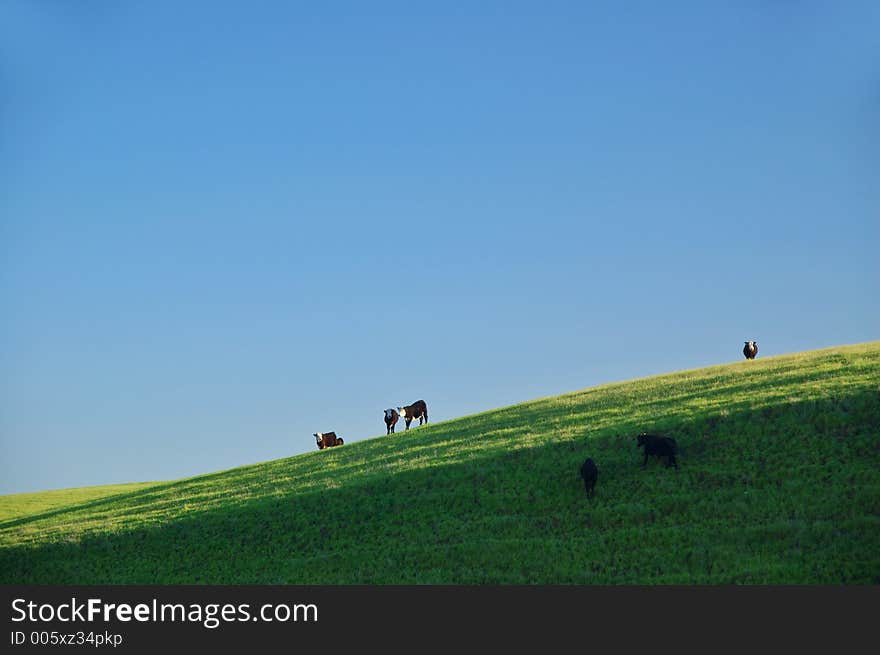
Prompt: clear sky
<box><xmin>1</xmin><ymin>1</ymin><xmax>877</xmax><ymax>495</ymax></box>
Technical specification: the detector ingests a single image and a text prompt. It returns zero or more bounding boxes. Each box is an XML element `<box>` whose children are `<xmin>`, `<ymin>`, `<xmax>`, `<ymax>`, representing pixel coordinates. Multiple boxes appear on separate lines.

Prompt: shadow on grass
<box><xmin>1</xmin><ymin>388</ymin><xmax>877</xmax><ymax>584</ymax></box>
<box><xmin>6</xmin><ymin>347</ymin><xmax>871</xmax><ymax>533</ymax></box>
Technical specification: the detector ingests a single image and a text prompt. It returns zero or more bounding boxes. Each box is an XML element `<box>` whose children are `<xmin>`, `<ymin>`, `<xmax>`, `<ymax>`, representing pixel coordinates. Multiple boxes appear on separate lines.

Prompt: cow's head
<box><xmin>397</xmin><ymin>406</ymin><xmax>406</xmax><ymax>418</ymax></box>
<box><xmin>314</xmin><ymin>432</ymin><xmax>323</xmax><ymax>448</ymax></box>
<box><xmin>636</xmin><ymin>434</ymin><xmax>648</xmax><ymax>448</ymax></box>
<box><xmin>384</xmin><ymin>409</ymin><xmax>395</xmax><ymax>420</ymax></box>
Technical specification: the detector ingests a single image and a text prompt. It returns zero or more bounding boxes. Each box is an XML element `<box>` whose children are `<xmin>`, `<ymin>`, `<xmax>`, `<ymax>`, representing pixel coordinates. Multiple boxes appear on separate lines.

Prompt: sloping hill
<box><xmin>2</xmin><ymin>343</ymin><xmax>879</xmax><ymax>584</ymax></box>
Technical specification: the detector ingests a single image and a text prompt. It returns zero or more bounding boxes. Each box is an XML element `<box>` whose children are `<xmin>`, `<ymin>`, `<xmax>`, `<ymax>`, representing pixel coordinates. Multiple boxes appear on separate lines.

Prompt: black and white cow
<box><xmin>743</xmin><ymin>341</ymin><xmax>758</xmax><ymax>360</ymax></box>
<box><xmin>397</xmin><ymin>400</ymin><xmax>428</xmax><ymax>430</ymax></box>
<box><xmin>383</xmin><ymin>408</ymin><xmax>399</xmax><ymax>434</ymax></box>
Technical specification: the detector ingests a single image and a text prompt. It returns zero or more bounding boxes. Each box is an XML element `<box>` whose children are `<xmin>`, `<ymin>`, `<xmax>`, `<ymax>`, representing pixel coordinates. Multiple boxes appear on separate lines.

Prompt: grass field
<box><xmin>2</xmin><ymin>342</ymin><xmax>878</xmax><ymax>584</ymax></box>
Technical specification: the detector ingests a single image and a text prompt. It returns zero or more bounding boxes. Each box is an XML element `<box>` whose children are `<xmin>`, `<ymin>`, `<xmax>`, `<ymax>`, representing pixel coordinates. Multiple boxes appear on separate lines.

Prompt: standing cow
<box><xmin>636</xmin><ymin>433</ymin><xmax>678</xmax><ymax>469</ymax></box>
<box><xmin>383</xmin><ymin>408</ymin><xmax>399</xmax><ymax>434</ymax></box>
<box><xmin>743</xmin><ymin>341</ymin><xmax>758</xmax><ymax>360</ymax></box>
<box><xmin>314</xmin><ymin>431</ymin><xmax>344</xmax><ymax>450</ymax></box>
<box><xmin>580</xmin><ymin>458</ymin><xmax>598</xmax><ymax>498</ymax></box>
<box><xmin>397</xmin><ymin>400</ymin><xmax>428</xmax><ymax>430</ymax></box>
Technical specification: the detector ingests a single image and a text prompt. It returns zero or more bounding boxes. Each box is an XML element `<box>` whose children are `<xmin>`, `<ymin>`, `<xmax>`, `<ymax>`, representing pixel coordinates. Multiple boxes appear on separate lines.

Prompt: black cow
<box><xmin>743</xmin><ymin>341</ymin><xmax>758</xmax><ymax>360</ymax></box>
<box><xmin>397</xmin><ymin>400</ymin><xmax>428</xmax><ymax>430</ymax></box>
<box><xmin>636</xmin><ymin>433</ymin><xmax>678</xmax><ymax>469</ymax></box>
<box><xmin>580</xmin><ymin>458</ymin><xmax>598</xmax><ymax>498</ymax></box>
<box><xmin>383</xmin><ymin>408</ymin><xmax>399</xmax><ymax>434</ymax></box>
<box><xmin>314</xmin><ymin>431</ymin><xmax>344</xmax><ymax>450</ymax></box>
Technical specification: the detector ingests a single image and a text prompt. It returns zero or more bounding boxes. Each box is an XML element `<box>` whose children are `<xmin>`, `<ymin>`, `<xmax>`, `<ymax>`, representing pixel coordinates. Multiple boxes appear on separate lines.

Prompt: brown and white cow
<box><xmin>397</xmin><ymin>400</ymin><xmax>428</xmax><ymax>430</ymax></box>
<box><xmin>314</xmin><ymin>431</ymin><xmax>344</xmax><ymax>450</ymax></box>
<box><xmin>383</xmin><ymin>408</ymin><xmax>399</xmax><ymax>434</ymax></box>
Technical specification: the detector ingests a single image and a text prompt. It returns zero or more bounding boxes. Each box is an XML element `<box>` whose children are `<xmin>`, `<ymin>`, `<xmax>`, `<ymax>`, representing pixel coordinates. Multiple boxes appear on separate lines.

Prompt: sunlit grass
<box><xmin>1</xmin><ymin>342</ymin><xmax>878</xmax><ymax>583</ymax></box>
<box><xmin>0</xmin><ymin>482</ymin><xmax>161</xmax><ymax>523</ymax></box>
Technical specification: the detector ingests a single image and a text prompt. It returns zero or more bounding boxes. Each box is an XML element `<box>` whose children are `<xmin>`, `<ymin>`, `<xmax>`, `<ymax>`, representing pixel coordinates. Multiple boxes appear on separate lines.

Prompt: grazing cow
<box><xmin>383</xmin><ymin>408</ymin><xmax>399</xmax><ymax>435</ymax></box>
<box><xmin>397</xmin><ymin>400</ymin><xmax>428</xmax><ymax>430</ymax></box>
<box><xmin>743</xmin><ymin>341</ymin><xmax>758</xmax><ymax>360</ymax></box>
<box><xmin>580</xmin><ymin>458</ymin><xmax>598</xmax><ymax>498</ymax></box>
<box><xmin>636</xmin><ymin>433</ymin><xmax>678</xmax><ymax>469</ymax></box>
<box><xmin>314</xmin><ymin>431</ymin><xmax>344</xmax><ymax>450</ymax></box>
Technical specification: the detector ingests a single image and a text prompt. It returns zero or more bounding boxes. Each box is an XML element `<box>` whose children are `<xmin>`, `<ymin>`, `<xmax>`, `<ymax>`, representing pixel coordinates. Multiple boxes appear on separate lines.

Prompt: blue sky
<box><xmin>1</xmin><ymin>1</ymin><xmax>877</xmax><ymax>495</ymax></box>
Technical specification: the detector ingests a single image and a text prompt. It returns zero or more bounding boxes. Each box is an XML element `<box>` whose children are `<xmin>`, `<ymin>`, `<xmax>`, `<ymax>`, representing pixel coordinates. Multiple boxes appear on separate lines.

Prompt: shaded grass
<box><xmin>1</xmin><ymin>343</ymin><xmax>878</xmax><ymax>583</ymax></box>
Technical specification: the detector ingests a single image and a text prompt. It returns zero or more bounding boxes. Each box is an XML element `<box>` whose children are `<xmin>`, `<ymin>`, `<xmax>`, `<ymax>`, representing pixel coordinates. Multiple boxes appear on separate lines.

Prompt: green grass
<box><xmin>0</xmin><ymin>483</ymin><xmax>160</xmax><ymax>524</ymax></box>
<box><xmin>2</xmin><ymin>342</ymin><xmax>879</xmax><ymax>584</ymax></box>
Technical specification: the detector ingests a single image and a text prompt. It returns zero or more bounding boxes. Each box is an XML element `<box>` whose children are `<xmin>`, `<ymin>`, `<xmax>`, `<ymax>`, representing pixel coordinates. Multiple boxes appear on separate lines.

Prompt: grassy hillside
<box><xmin>0</xmin><ymin>483</ymin><xmax>160</xmax><ymax>524</ymax></box>
<box><xmin>2</xmin><ymin>343</ymin><xmax>879</xmax><ymax>584</ymax></box>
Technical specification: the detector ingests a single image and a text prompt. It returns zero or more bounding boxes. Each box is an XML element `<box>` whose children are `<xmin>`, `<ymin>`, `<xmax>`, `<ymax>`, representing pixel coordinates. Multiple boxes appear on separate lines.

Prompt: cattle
<box><xmin>314</xmin><ymin>431</ymin><xmax>344</xmax><ymax>450</ymax></box>
<box><xmin>743</xmin><ymin>341</ymin><xmax>758</xmax><ymax>360</ymax></box>
<box><xmin>383</xmin><ymin>408</ymin><xmax>399</xmax><ymax>434</ymax></box>
<box><xmin>397</xmin><ymin>400</ymin><xmax>428</xmax><ymax>430</ymax></box>
<box><xmin>636</xmin><ymin>433</ymin><xmax>678</xmax><ymax>469</ymax></box>
<box><xmin>579</xmin><ymin>458</ymin><xmax>598</xmax><ymax>498</ymax></box>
